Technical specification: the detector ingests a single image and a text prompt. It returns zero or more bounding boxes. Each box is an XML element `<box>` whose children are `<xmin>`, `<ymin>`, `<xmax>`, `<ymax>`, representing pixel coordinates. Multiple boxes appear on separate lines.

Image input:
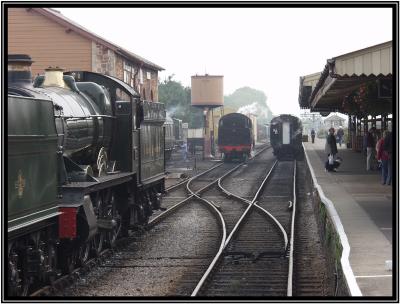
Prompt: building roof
<box><xmin>298</xmin><ymin>41</ymin><xmax>392</xmax><ymax>112</ymax></box>
<box><xmin>31</xmin><ymin>8</ymin><xmax>164</xmax><ymax>71</ymax></box>
<box><xmin>323</xmin><ymin>114</ymin><xmax>345</xmax><ymax>122</ymax></box>
<box><xmin>298</xmin><ymin>72</ymin><xmax>321</xmax><ymax>108</ymax></box>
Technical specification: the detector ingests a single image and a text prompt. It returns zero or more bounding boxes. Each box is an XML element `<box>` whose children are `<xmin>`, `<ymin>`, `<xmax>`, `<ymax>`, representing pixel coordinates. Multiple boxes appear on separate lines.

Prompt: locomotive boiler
<box><xmin>7</xmin><ymin>54</ymin><xmax>165</xmax><ymax>296</ymax></box>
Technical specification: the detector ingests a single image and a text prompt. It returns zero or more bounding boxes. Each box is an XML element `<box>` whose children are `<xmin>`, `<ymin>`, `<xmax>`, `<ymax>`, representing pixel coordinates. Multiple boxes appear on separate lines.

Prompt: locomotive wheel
<box><xmin>223</xmin><ymin>154</ymin><xmax>230</xmax><ymax>162</ymax></box>
<box><xmin>8</xmin><ymin>243</ymin><xmax>29</xmax><ymax>296</ymax></box>
<box><xmin>39</xmin><ymin>232</ymin><xmax>58</xmax><ymax>283</ymax></box>
<box><xmin>59</xmin><ymin>248</ymin><xmax>78</xmax><ymax>274</ymax></box>
<box><xmin>91</xmin><ymin>231</ymin><xmax>104</xmax><ymax>257</ymax></box>
<box><xmin>91</xmin><ymin>191</ymin><xmax>106</xmax><ymax>256</ymax></box>
<box><xmin>77</xmin><ymin>242</ymin><xmax>90</xmax><ymax>266</ymax></box>
<box><xmin>45</xmin><ymin>242</ymin><xmax>58</xmax><ymax>283</ymax></box>
<box><xmin>104</xmin><ymin>190</ymin><xmax>121</xmax><ymax>248</ymax></box>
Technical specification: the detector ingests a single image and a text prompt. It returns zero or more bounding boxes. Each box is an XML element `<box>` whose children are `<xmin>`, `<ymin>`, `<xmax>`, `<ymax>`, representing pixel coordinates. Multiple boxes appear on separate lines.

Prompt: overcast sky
<box><xmin>58</xmin><ymin>7</ymin><xmax>392</xmax><ymax>116</ymax></box>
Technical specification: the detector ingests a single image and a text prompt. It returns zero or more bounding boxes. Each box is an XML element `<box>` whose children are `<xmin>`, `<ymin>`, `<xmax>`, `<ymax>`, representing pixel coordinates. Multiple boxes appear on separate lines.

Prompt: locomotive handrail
<box><xmin>90</xmin><ymin>114</ymin><xmax>116</xmax><ymax>118</ymax></box>
<box><xmin>55</xmin><ymin>114</ymin><xmax>116</xmax><ymax>119</ymax></box>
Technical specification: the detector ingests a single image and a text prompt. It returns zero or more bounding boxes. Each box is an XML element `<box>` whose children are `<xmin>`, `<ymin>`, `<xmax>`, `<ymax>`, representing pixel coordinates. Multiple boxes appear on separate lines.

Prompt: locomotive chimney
<box><xmin>8</xmin><ymin>54</ymin><xmax>33</xmax><ymax>86</ymax></box>
<box><xmin>43</xmin><ymin>67</ymin><xmax>67</xmax><ymax>88</ymax></box>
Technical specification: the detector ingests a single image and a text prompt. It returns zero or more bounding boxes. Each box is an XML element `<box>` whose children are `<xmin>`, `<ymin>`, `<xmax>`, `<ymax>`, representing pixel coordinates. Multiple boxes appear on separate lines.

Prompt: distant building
<box><xmin>323</xmin><ymin>114</ymin><xmax>346</xmax><ymax>129</ymax></box>
<box><xmin>300</xmin><ymin>112</ymin><xmax>323</xmax><ymax>134</ymax></box>
<box><xmin>7</xmin><ymin>7</ymin><xmax>163</xmax><ymax>101</ymax></box>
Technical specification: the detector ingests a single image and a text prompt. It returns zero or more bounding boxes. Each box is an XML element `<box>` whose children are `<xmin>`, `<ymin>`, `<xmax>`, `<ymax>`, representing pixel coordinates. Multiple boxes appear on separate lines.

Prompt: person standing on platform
<box><xmin>181</xmin><ymin>141</ymin><xmax>188</xmax><ymax>162</ymax></box>
<box><xmin>363</xmin><ymin>132</ymin><xmax>368</xmax><ymax>156</ymax></box>
<box><xmin>383</xmin><ymin>131</ymin><xmax>392</xmax><ymax>185</ymax></box>
<box><xmin>366</xmin><ymin>128</ymin><xmax>376</xmax><ymax>171</ymax></box>
<box><xmin>376</xmin><ymin>131</ymin><xmax>390</xmax><ymax>185</ymax></box>
<box><xmin>337</xmin><ymin>126</ymin><xmax>344</xmax><ymax>147</ymax></box>
<box><xmin>326</xmin><ymin>127</ymin><xmax>338</xmax><ymax>158</ymax></box>
<box><xmin>311</xmin><ymin>129</ymin><xmax>316</xmax><ymax>143</ymax></box>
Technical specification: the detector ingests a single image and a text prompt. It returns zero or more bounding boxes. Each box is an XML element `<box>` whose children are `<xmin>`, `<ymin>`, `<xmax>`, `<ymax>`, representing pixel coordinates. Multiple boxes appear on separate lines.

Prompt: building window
<box><xmin>151</xmin><ymin>90</ymin><xmax>154</xmax><ymax>101</ymax></box>
<box><xmin>139</xmin><ymin>68</ymin><xmax>143</xmax><ymax>84</ymax></box>
<box><xmin>147</xmin><ymin>71</ymin><xmax>151</xmax><ymax>80</ymax></box>
<box><xmin>124</xmin><ymin>62</ymin><xmax>137</xmax><ymax>87</ymax></box>
<box><xmin>123</xmin><ymin>62</ymin><xmax>132</xmax><ymax>84</ymax></box>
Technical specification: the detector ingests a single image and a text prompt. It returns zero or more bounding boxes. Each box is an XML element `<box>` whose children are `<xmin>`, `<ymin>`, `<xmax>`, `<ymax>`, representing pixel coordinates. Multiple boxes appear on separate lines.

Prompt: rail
<box><xmin>303</xmin><ymin>143</ymin><xmax>362</xmax><ymax>296</ymax></box>
<box><xmin>191</xmin><ymin>160</ymin><xmax>277</xmax><ymax>296</ymax></box>
<box><xmin>151</xmin><ymin>144</ymin><xmax>271</xmax><ymax>227</ymax></box>
<box><xmin>287</xmin><ymin>160</ymin><xmax>297</xmax><ymax>296</ymax></box>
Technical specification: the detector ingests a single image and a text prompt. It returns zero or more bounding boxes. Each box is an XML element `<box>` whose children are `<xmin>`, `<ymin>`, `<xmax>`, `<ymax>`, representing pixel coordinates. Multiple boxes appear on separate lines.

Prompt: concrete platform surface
<box><xmin>303</xmin><ymin>137</ymin><xmax>394</xmax><ymax>297</ymax></box>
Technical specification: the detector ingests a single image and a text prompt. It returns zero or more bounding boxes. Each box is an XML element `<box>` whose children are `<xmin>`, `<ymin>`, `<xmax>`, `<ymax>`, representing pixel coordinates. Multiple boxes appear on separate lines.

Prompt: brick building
<box><xmin>7</xmin><ymin>7</ymin><xmax>163</xmax><ymax>101</ymax></box>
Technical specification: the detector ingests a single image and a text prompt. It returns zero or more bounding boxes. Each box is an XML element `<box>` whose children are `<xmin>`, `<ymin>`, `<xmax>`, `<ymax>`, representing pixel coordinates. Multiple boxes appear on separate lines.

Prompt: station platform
<box><xmin>303</xmin><ymin>137</ymin><xmax>393</xmax><ymax>297</ymax></box>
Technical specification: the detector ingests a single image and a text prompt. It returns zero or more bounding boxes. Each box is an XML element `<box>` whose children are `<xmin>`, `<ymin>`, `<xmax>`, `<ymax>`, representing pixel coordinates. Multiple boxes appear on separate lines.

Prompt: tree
<box><xmin>158</xmin><ymin>76</ymin><xmax>203</xmax><ymax>128</ymax></box>
<box><xmin>159</xmin><ymin>78</ymin><xmax>272</xmax><ymax>127</ymax></box>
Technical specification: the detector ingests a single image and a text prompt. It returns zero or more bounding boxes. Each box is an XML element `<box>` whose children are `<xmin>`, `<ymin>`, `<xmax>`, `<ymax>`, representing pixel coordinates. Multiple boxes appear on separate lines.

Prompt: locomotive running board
<box><xmin>61</xmin><ymin>172</ymin><xmax>134</xmax><ymax>200</ymax></box>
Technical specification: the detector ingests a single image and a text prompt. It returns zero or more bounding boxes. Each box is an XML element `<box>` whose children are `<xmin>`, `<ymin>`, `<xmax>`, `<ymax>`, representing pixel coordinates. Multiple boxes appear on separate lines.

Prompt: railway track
<box><xmin>192</xmin><ymin>160</ymin><xmax>297</xmax><ymax>297</ymax></box>
<box><xmin>163</xmin><ymin>146</ymin><xmax>278</xmax><ymax>295</ymax></box>
<box><xmin>31</xmin><ymin>145</ymin><xmax>271</xmax><ymax>297</ymax></box>
<box><xmin>33</xmin><ymin>148</ymin><xmax>332</xmax><ymax>297</ymax></box>
<box><xmin>148</xmin><ymin>144</ymin><xmax>270</xmax><ymax>228</ymax></box>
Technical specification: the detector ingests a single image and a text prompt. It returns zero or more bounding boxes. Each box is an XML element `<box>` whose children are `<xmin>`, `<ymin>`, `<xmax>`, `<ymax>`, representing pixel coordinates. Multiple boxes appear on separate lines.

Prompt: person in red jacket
<box><xmin>376</xmin><ymin>130</ymin><xmax>390</xmax><ymax>185</ymax></box>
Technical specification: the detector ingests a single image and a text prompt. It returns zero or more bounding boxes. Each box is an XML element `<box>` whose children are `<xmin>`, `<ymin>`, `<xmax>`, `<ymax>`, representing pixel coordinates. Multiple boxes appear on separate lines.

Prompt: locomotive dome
<box><xmin>43</xmin><ymin>67</ymin><xmax>67</xmax><ymax>89</ymax></box>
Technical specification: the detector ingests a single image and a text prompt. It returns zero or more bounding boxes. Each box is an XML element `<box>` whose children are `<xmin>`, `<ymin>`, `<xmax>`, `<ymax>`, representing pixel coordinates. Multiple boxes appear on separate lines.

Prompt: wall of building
<box><xmin>141</xmin><ymin>69</ymin><xmax>159</xmax><ymax>102</ymax></box>
<box><xmin>119</xmin><ymin>60</ymin><xmax>159</xmax><ymax>102</ymax></box>
<box><xmin>93</xmin><ymin>50</ymin><xmax>160</xmax><ymax>101</ymax></box>
<box><xmin>8</xmin><ymin>8</ymin><xmax>92</xmax><ymax>77</ymax></box>
<box><xmin>8</xmin><ymin>7</ymin><xmax>160</xmax><ymax>102</ymax></box>
<box><xmin>92</xmin><ymin>42</ymin><xmax>116</xmax><ymax>77</ymax></box>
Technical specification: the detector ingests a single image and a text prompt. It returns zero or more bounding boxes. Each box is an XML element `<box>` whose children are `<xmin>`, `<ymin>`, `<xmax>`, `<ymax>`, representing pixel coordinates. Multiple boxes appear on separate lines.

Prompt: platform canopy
<box><xmin>299</xmin><ymin>41</ymin><xmax>393</xmax><ymax>114</ymax></box>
